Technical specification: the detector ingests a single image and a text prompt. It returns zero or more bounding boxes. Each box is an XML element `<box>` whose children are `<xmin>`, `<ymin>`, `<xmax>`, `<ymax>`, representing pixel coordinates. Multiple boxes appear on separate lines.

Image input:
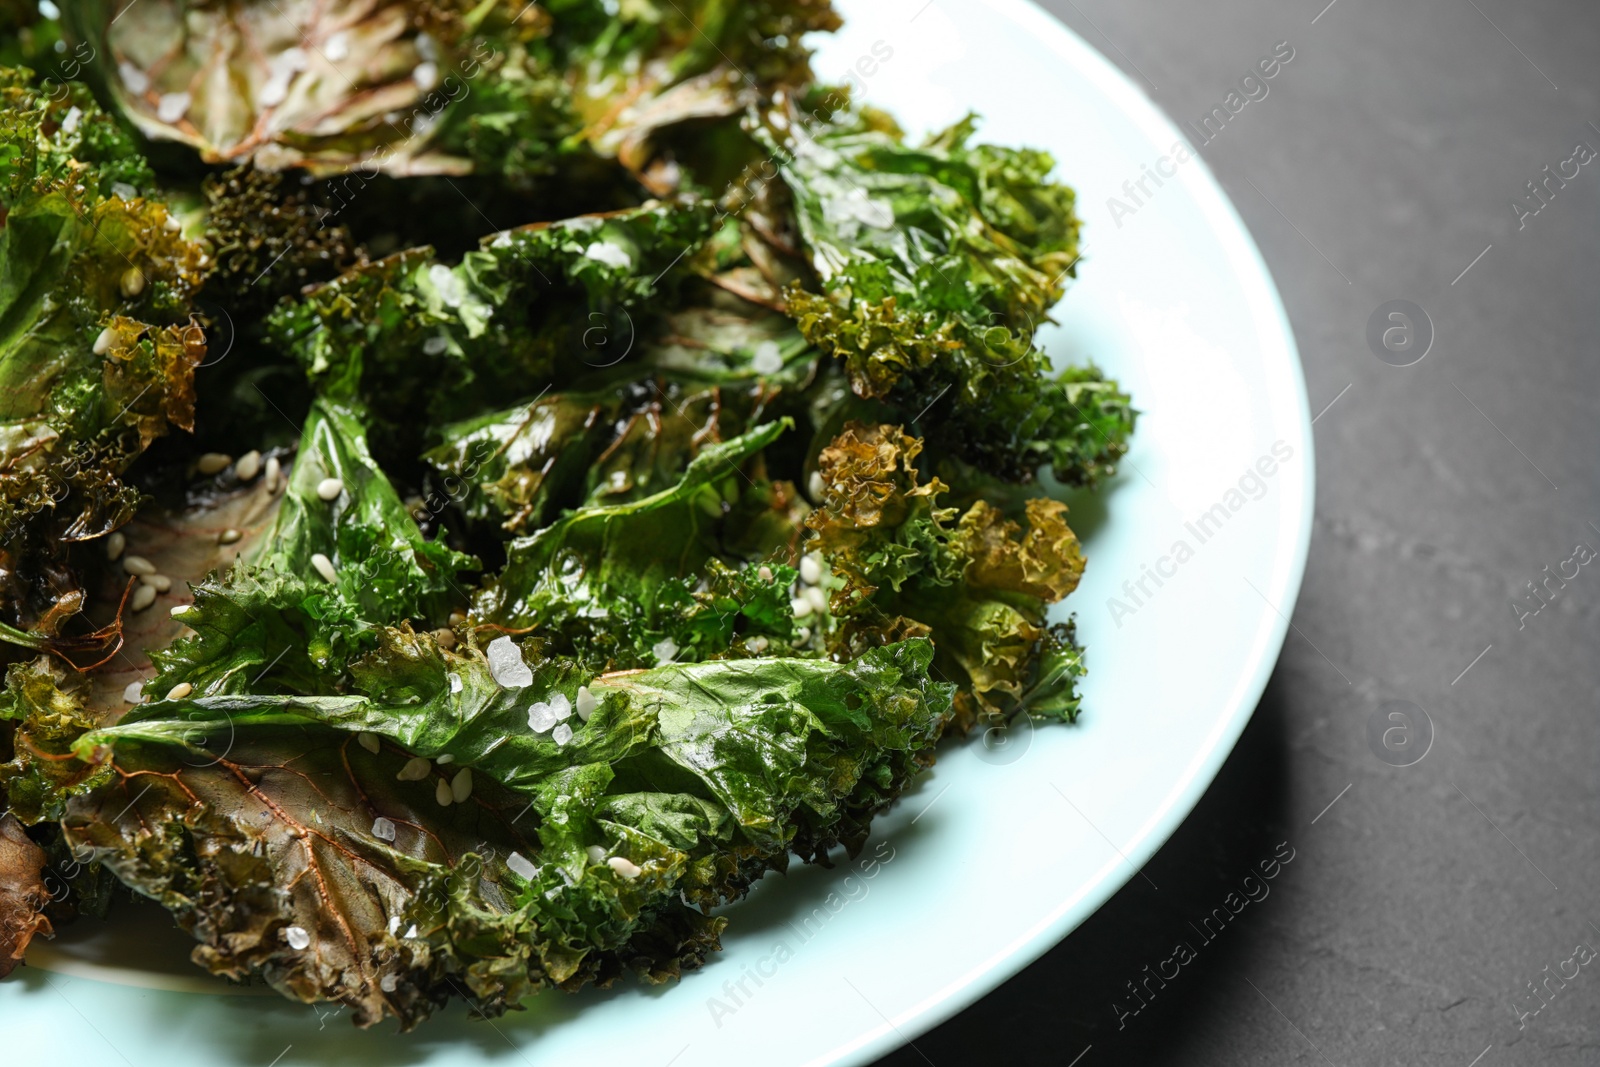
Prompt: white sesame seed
<box><xmin>234</xmin><ymin>450</ymin><xmax>261</xmax><ymax>481</ymax></box>
<box><xmin>163</xmin><ymin>215</ymin><xmax>182</xmax><ymax>233</ymax></box>
<box><xmin>397</xmin><ymin>756</ymin><xmax>431</xmax><ymax>782</ymax></box>
<box><xmin>371</xmin><ymin>816</ymin><xmax>396</xmax><ymax>842</ymax></box>
<box><xmin>448</xmin><ymin>611</ymin><xmax>467</xmax><ymax>626</ymax></box>
<box><xmin>325</xmin><ymin>31</ymin><xmax>350</xmax><ymax>62</ymax></box>
<box><xmin>379</xmin><ymin>974</ymin><xmax>398</xmax><ymax>993</ymax></box>
<box><xmin>283</xmin><ymin>925</ymin><xmax>310</xmax><ymax>950</ymax></box>
<box><xmin>120</xmin><ymin>267</ymin><xmax>145</xmax><ymax>298</ymax></box>
<box><xmin>122</xmin><ymin>554</ymin><xmax>156</xmax><ymax>575</ymax></box>
<box><xmin>451</xmin><ymin>767</ymin><xmax>472</xmax><ymax>803</ymax></box>
<box><xmin>264</xmin><ymin>456</ymin><xmax>281</xmax><ymax>492</ymax></box>
<box><xmin>169</xmin><ymin>603</ymin><xmax>189</xmax><ymax>617</ymax></box>
<box><xmin>805</xmin><ymin>586</ymin><xmax>828</xmax><ymax>614</ymax></box>
<box><xmin>217</xmin><ymin>528</ymin><xmax>242</xmax><ymax>545</ymax></box>
<box><xmin>358</xmin><ymin>732</ymin><xmax>381</xmax><ymax>754</ymax></box>
<box><xmin>105</xmin><ymin>531</ymin><xmax>125</xmax><ymax>560</ymax></box>
<box><xmin>790</xmin><ymin>596</ymin><xmax>813</xmax><ymax>619</ymax></box>
<box><xmin>607</xmin><ymin>856</ymin><xmax>642</xmax><ymax>879</ymax></box>
<box><xmin>435</xmin><ymin>778</ymin><xmax>452</xmax><ymax>806</ymax></box>
<box><xmin>575</xmin><ymin>686</ymin><xmax>597</xmax><ymax>721</ymax></box>
<box><xmin>93</xmin><ymin>326</ymin><xmax>114</xmax><ymax>355</ymax></box>
<box><xmin>141</xmin><ymin>573</ymin><xmax>172</xmax><ymax>593</ymax></box>
<box><xmin>758</xmin><ymin>565</ymin><xmax>773</xmax><ymax>583</ymax></box>
<box><xmin>506</xmin><ymin>851</ymin><xmax>537</xmax><ymax>880</ymax></box>
<box><xmin>792</xmin><ymin>625</ymin><xmax>812</xmax><ymax>647</ymax></box>
<box><xmin>432</xmin><ymin>628</ymin><xmax>456</xmax><ymax>650</ymax></box>
<box><xmin>122</xmin><ymin>681</ymin><xmax>144</xmax><ymax>703</ymax></box>
<box><xmin>316</xmin><ymin>477</ymin><xmax>344</xmax><ymax>501</ymax></box>
<box><xmin>585</xmin><ymin>845</ymin><xmax>607</xmax><ymax>865</ymax></box>
<box><xmin>196</xmin><ymin>452</ymin><xmax>232</xmax><ymax>474</ymax></box>
<box><xmin>800</xmin><ymin>554</ymin><xmax>823</xmax><ymax>585</ymax></box>
<box><xmin>310</xmin><ymin>552</ymin><xmax>338</xmax><ymax>583</ymax></box>
<box><xmin>808</xmin><ymin>471</ymin><xmax>826</xmax><ymax>499</ymax></box>
<box><xmin>745</xmin><ymin>636</ymin><xmax>769</xmax><ymax>653</ymax></box>
<box><xmin>165</xmin><ymin>682</ymin><xmax>192</xmax><ymax>700</ymax></box>
<box><xmin>130</xmin><ymin>584</ymin><xmax>157</xmax><ymax>612</ymax></box>
<box><xmin>413</xmin><ymin>61</ymin><xmax>439</xmax><ymax>90</ymax></box>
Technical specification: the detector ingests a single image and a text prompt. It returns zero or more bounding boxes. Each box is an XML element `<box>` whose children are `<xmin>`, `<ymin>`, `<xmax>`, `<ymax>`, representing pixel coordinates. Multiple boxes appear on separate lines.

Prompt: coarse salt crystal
<box><xmin>371</xmin><ymin>817</ymin><xmax>396</xmax><ymax>841</ymax></box>
<box><xmin>284</xmin><ymin>925</ymin><xmax>310</xmax><ymax>950</ymax></box>
<box><xmin>123</xmin><ymin>681</ymin><xmax>144</xmax><ymax>704</ymax></box>
<box><xmin>751</xmin><ymin>341</ymin><xmax>783</xmax><ymax>375</ymax></box>
<box><xmin>487</xmin><ymin>635</ymin><xmax>533</xmax><ymax>688</ymax></box>
<box><xmin>527</xmin><ymin>702</ymin><xmax>557</xmax><ymax>732</ymax></box>
<box><xmin>652</xmin><ymin>637</ymin><xmax>678</xmax><ymax>664</ymax></box>
<box><xmin>552</xmin><ymin>723</ymin><xmax>573</xmax><ymax>746</ymax></box>
<box><xmin>582</xmin><ymin>241</ymin><xmax>633</xmax><ymax>270</ymax></box>
<box><xmin>118</xmin><ymin>62</ymin><xmax>149</xmax><ymax>94</ymax></box>
<box><xmin>550</xmin><ymin>693</ymin><xmax>572</xmax><ymax>721</ymax></box>
<box><xmin>324</xmin><ymin>31</ymin><xmax>350</xmax><ymax>62</ymax></box>
<box><xmin>506</xmin><ymin>851</ymin><xmax>537</xmax><ymax>880</ymax></box>
<box><xmin>156</xmin><ymin>91</ymin><xmax>190</xmax><ymax>123</ymax></box>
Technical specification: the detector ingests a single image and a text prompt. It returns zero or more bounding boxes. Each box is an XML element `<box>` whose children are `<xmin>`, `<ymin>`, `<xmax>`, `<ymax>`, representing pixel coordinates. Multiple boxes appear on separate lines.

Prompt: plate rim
<box><xmin>810</xmin><ymin>1</ymin><xmax>1316</xmax><ymax>1063</ymax></box>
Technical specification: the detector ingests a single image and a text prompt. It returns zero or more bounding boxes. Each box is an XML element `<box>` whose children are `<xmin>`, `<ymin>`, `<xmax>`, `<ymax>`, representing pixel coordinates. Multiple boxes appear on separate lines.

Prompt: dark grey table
<box><xmin>876</xmin><ymin>1</ymin><xmax>1600</xmax><ymax>1064</ymax></box>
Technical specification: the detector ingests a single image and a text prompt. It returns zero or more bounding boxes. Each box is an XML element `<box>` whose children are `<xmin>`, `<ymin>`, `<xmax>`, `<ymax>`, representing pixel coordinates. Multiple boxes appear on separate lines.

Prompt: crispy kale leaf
<box><xmin>70</xmin><ymin>0</ymin><xmax>839</xmax><ymax>183</ymax></box>
<box><xmin>769</xmin><ymin>108</ymin><xmax>1135</xmax><ymax>485</ymax></box>
<box><xmin>423</xmin><ymin>370</ymin><xmax>784</xmax><ymax>534</ymax></box>
<box><xmin>0</xmin><ymin>68</ymin><xmax>205</xmax><ymax>646</ymax></box>
<box><xmin>807</xmin><ymin>422</ymin><xmax>1087</xmax><ymax>730</ymax></box>
<box><xmin>147</xmin><ymin>399</ymin><xmax>477</xmax><ymax>699</ymax></box>
<box><xmin>0</xmin><ymin>813</ymin><xmax>50</xmax><ymax>977</ymax></box>
<box><xmin>270</xmin><ymin>201</ymin><xmax>717</xmax><ymax>460</ymax></box>
<box><xmin>3</xmin><ymin>629</ymin><xmax>947</xmax><ymax>1028</ymax></box>
<box><xmin>475</xmin><ymin>421</ymin><xmax>806</xmax><ymax>670</ymax></box>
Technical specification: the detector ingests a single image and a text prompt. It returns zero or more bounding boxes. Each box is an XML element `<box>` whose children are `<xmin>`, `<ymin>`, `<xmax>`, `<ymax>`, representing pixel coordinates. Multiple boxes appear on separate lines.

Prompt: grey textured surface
<box><xmin>875</xmin><ymin>1</ymin><xmax>1600</xmax><ymax>1064</ymax></box>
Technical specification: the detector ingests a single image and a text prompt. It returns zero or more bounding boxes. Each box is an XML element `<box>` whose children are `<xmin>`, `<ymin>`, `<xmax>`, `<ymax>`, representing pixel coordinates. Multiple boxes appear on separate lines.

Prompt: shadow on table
<box><xmin>873</xmin><ymin>670</ymin><xmax>1295</xmax><ymax>1066</ymax></box>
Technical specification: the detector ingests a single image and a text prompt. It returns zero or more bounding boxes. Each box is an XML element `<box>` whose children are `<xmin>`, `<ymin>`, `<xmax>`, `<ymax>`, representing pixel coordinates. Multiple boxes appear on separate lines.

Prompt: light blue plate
<box><xmin>6</xmin><ymin>1</ymin><xmax>1313</xmax><ymax>1063</ymax></box>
